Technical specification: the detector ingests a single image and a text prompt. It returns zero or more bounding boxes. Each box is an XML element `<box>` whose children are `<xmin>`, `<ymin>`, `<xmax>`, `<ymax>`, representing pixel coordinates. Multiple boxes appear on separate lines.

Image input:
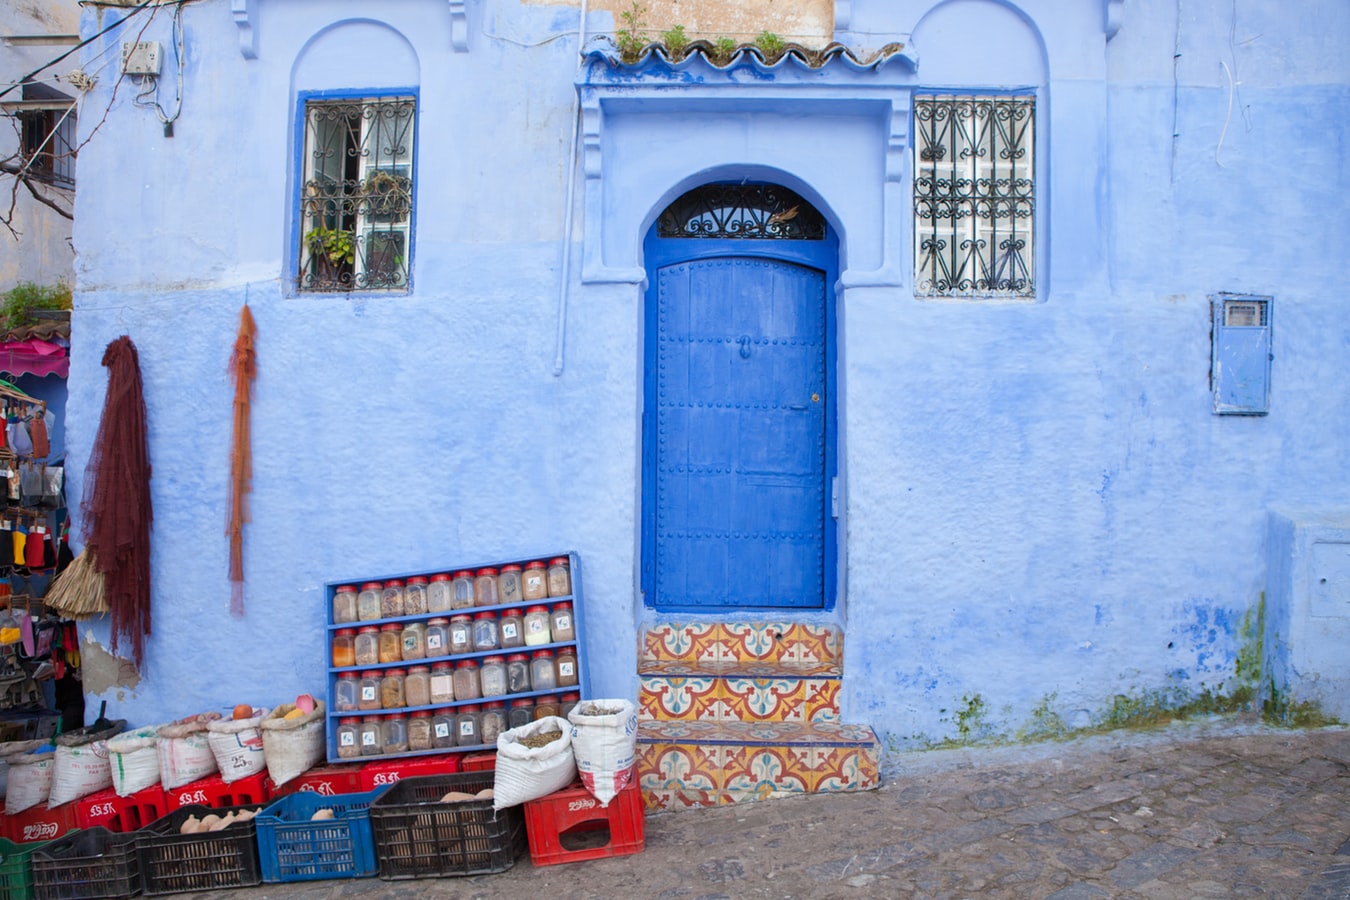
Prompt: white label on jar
<box><xmin>554</xmin><ymin>615</ymin><xmax>572</xmax><ymax>631</ymax></box>
<box><xmin>339</xmin><ymin>732</ymin><xmax>355</xmax><ymax>746</ymax></box>
<box><xmin>525</xmin><ymin>574</ymin><xmax>545</xmax><ymax>591</ymax></box>
<box><xmin>361</xmin><ymin>731</ymin><xmax>377</xmax><ymax>746</ymax></box>
<box><xmin>427</xmin><ymin>634</ymin><xmax>443</xmax><ymax>650</ymax></box>
<box><xmin>459</xmin><ymin>721</ymin><xmax>475</xmax><ymax>736</ymax></box>
<box><xmin>501</xmin><ymin>622</ymin><xmax>519</xmax><ymax>639</ymax></box>
<box><xmin>361</xmin><ymin>686</ymin><xmax>377</xmax><ymax>701</ymax></box>
<box><xmin>527</xmin><ymin>620</ymin><xmax>545</xmax><ymax>634</ymax></box>
<box><xmin>434</xmin><ymin>723</ymin><xmax>450</xmax><ymax>738</ymax></box>
<box><xmin>431</xmin><ymin>675</ymin><xmax>452</xmax><ymax>695</ymax></box>
<box><xmin>559</xmin><ymin>661</ymin><xmax>575</xmax><ymax>677</ymax></box>
<box><xmin>403</xmin><ymin>635</ymin><xmax>418</xmax><ymax>651</ymax></box>
<box><xmin>451</xmin><ymin>625</ymin><xmax>468</xmax><ymax>643</ymax></box>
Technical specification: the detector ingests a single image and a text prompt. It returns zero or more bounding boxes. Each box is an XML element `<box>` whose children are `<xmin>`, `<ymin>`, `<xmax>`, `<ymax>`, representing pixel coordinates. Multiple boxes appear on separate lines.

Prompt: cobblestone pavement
<box><xmin>208</xmin><ymin>717</ymin><xmax>1349</xmax><ymax>899</ymax></box>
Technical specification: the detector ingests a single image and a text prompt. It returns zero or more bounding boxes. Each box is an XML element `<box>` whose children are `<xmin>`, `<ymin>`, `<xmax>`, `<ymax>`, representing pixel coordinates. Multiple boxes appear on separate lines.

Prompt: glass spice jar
<box><xmin>474</xmin><ymin>568</ymin><xmax>500</xmax><ymax>607</ymax></box>
<box><xmin>425</xmin><ymin>618</ymin><xmax>450</xmax><ymax>658</ymax></box>
<box><xmin>332</xmin><ymin>585</ymin><xmax>359</xmax><ymax>624</ymax></box>
<box><xmin>431</xmin><ymin>709</ymin><xmax>456</xmax><ymax>749</ymax></box>
<box><xmin>358</xmin><ymin>671</ymin><xmax>382</xmax><ymax>712</ymax></box>
<box><xmin>560</xmin><ymin>692</ymin><xmax>581</xmax><ymax>719</ymax></box>
<box><xmin>334</xmin><ymin>672</ymin><xmax>360</xmax><ymax>712</ymax></box>
<box><xmin>400</xmin><ymin>621</ymin><xmax>426</xmax><ymax>661</ymax></box>
<box><xmin>498</xmin><ymin>564</ymin><xmax>523</xmax><ymax>604</ymax></box>
<box><xmin>429</xmin><ymin>662</ymin><xmax>455</xmax><ymax>704</ymax></box>
<box><xmin>448</xmin><ymin>614</ymin><xmax>473</xmax><ymax>655</ymax></box>
<box><xmin>354</xmin><ymin>626</ymin><xmax>381</xmax><ymax>666</ymax></box>
<box><xmin>378</xmin><ymin>623</ymin><xmax>403</xmax><ymax>663</ymax></box>
<box><xmin>331</xmin><ymin>628</ymin><xmax>356</xmax><ymax>668</ymax></box>
<box><xmin>357</xmin><ymin>582</ymin><xmax>383</xmax><ymax>621</ymax></box>
<box><xmin>549</xmin><ymin>601</ymin><xmax>576</xmax><ymax>643</ymax></box>
<box><xmin>360</xmin><ymin>716</ymin><xmax>384</xmax><ymax>756</ymax></box>
<box><xmin>407</xmin><ymin>710</ymin><xmax>433</xmax><ymax>751</ymax></box>
<box><xmin>427</xmin><ymin>573</ymin><xmax>454</xmax><ymax>612</ymax></box>
<box><xmin>405</xmin><ymin>665</ymin><xmax>431</xmax><ymax>708</ymax></box>
<box><xmin>499</xmin><ymin>607</ymin><xmax>524</xmax><ymax>649</ymax></box>
<box><xmin>555</xmin><ymin>647</ymin><xmax>578</xmax><ymax>688</ymax></box>
<box><xmin>508</xmin><ymin>697</ymin><xmax>534</xmax><ymax>729</ymax></box>
<box><xmin>505</xmin><ymin>653</ymin><xmax>531</xmax><ymax>694</ymax></box>
<box><xmin>547</xmin><ymin>557</ymin><xmax>571</xmax><ymax>597</ymax></box>
<box><xmin>450</xmin><ymin>570</ymin><xmax>476</xmax><ymax>609</ymax></box>
<box><xmin>479</xmin><ymin>655</ymin><xmax>507</xmax><ymax>698</ymax></box>
<box><xmin>455</xmin><ymin>705</ymin><xmax>481</xmax><ymax>746</ymax></box>
<box><xmin>480</xmin><ymin>702</ymin><xmax>507</xmax><ymax>745</ymax></box>
<box><xmin>534</xmin><ymin>695</ymin><xmax>561</xmax><ymax>720</ymax></box>
<box><xmin>404</xmin><ymin>576</ymin><xmax>429</xmax><ymax>615</ymax></box>
<box><xmin>382</xmin><ymin>713</ymin><xmax>409</xmax><ymax>754</ymax></box>
<box><xmin>523</xmin><ymin>606</ymin><xmax>552</xmax><ymax>646</ymax></box>
<box><xmin>336</xmin><ymin>717</ymin><xmax>361</xmax><ymax>758</ymax></box>
<box><xmin>472</xmin><ymin>611</ymin><xmax>499</xmax><ymax>651</ymax></box>
<box><xmin>380</xmin><ymin>668</ymin><xmax>406</xmax><ymax>709</ymax></box>
<box><xmin>452</xmin><ymin>659</ymin><xmax>481</xmax><ymax>700</ymax></box>
<box><xmin>522</xmin><ymin>561</ymin><xmax>548</xmax><ymax>600</ymax></box>
<box><xmin>530</xmin><ymin>650</ymin><xmax>557</xmax><ymax>692</ymax></box>
<box><xmin>381</xmin><ymin>580</ymin><xmax>406</xmax><ymax>618</ymax></box>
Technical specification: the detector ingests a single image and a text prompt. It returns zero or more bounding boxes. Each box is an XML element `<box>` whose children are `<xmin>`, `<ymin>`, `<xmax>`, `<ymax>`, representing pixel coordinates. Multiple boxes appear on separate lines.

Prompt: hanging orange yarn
<box><xmin>227</xmin><ymin>304</ymin><xmax>256</xmax><ymax>617</ymax></box>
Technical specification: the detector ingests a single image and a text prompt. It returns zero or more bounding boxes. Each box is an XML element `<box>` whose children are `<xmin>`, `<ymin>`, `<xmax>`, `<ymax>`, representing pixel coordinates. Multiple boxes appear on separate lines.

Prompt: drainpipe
<box><xmin>552</xmin><ymin>0</ymin><xmax>588</xmax><ymax>377</ymax></box>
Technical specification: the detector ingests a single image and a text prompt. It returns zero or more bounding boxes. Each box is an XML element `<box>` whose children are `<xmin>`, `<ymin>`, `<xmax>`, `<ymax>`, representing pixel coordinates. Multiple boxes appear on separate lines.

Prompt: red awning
<box><xmin>0</xmin><ymin>338</ymin><xmax>69</xmax><ymax>378</ymax></box>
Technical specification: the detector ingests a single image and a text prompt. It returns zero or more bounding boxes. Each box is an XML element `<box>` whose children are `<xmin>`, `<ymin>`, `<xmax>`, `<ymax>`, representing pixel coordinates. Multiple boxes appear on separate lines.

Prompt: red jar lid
<box><xmin>386</xmin><ymin>668</ymin><xmax>407</xmax><ymax>677</ymax></box>
<box><xmin>430</xmin><ymin>573</ymin><xmax>452</xmax><ymax>582</ymax></box>
<box><xmin>338</xmin><ymin>717</ymin><xmax>360</xmax><ymax>725</ymax></box>
<box><xmin>360</xmin><ymin>582</ymin><xmax>383</xmax><ymax>590</ymax></box>
<box><xmin>427</xmin><ymin>617</ymin><xmax>449</xmax><ymax>625</ymax></box>
<box><xmin>561</xmin><ymin>692</ymin><xmax>580</xmax><ymax>701</ymax></box>
<box><xmin>476</xmin><ymin>567</ymin><xmax>498</xmax><ymax>576</ymax></box>
<box><xmin>482</xmin><ymin>655</ymin><xmax>505</xmax><ymax>664</ymax></box>
<box><xmin>384</xmin><ymin>579</ymin><xmax>404</xmax><ymax>588</ymax></box>
<box><xmin>473</xmin><ymin>611</ymin><xmax>496</xmax><ymax>620</ymax></box>
<box><xmin>410</xmin><ymin>710</ymin><xmax>432</xmax><ymax>718</ymax></box>
<box><xmin>431</xmin><ymin>662</ymin><xmax>451</xmax><ymax>671</ymax></box>
<box><xmin>380</xmin><ymin>623</ymin><xmax>402</xmax><ymax>632</ymax></box>
<box><xmin>337</xmin><ymin>671</ymin><xmax>357</xmax><ymax>678</ymax></box>
<box><xmin>455</xmin><ymin>659</ymin><xmax>478</xmax><ymax>668</ymax></box>
<box><xmin>548</xmin><ymin>557</ymin><xmax>569</xmax><ymax>566</ymax></box>
<box><xmin>407</xmin><ymin>576</ymin><xmax>428</xmax><ymax>585</ymax></box>
<box><xmin>510</xmin><ymin>697</ymin><xmax>534</xmax><ymax>707</ymax></box>
<box><xmin>551</xmin><ymin>601</ymin><xmax>572</xmax><ymax>610</ymax></box>
<box><xmin>362</xmin><ymin>715</ymin><xmax>380</xmax><ymax>722</ymax></box>
<box><xmin>525</xmin><ymin>560</ymin><xmax>546</xmax><ymax>569</ymax></box>
<box><xmin>484</xmin><ymin>701</ymin><xmax>505</xmax><ymax>709</ymax></box>
<box><xmin>525</xmin><ymin>605</ymin><xmax>549</xmax><ymax>615</ymax></box>
<box><xmin>357</xmin><ymin>625</ymin><xmax>379</xmax><ymax>633</ymax></box>
<box><xmin>531</xmin><ymin>649</ymin><xmax>555</xmax><ymax>659</ymax></box>
<box><xmin>450</xmin><ymin>614</ymin><xmax>472</xmax><ymax>622</ymax></box>
<box><xmin>460</xmin><ymin>704</ymin><xmax>481</xmax><ymax>713</ymax></box>
<box><xmin>506</xmin><ymin>653</ymin><xmax>529</xmax><ymax>663</ymax></box>
<box><xmin>408</xmin><ymin>665</ymin><xmax>430</xmax><ymax>673</ymax></box>
<box><xmin>501</xmin><ymin>564</ymin><xmax>522</xmax><ymax>573</ymax></box>
<box><xmin>336</xmin><ymin>585</ymin><xmax>358</xmax><ymax>593</ymax></box>
<box><xmin>335</xmin><ymin>628</ymin><xmax>355</xmax><ymax>636</ymax></box>
<box><xmin>360</xmin><ymin>670</ymin><xmax>381</xmax><ymax>678</ymax></box>
<box><xmin>452</xmin><ymin>570</ymin><xmax>474</xmax><ymax>579</ymax></box>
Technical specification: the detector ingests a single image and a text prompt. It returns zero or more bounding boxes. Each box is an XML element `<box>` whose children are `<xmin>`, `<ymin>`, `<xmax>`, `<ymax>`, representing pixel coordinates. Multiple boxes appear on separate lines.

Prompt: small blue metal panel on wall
<box><xmin>1211</xmin><ymin>293</ymin><xmax>1272</xmax><ymax>415</ymax></box>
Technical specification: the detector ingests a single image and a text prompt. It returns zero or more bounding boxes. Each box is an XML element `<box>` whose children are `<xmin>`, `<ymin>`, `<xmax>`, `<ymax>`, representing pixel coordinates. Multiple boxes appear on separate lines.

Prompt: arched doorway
<box><xmin>641</xmin><ymin>183</ymin><xmax>838</xmax><ymax>612</ymax></box>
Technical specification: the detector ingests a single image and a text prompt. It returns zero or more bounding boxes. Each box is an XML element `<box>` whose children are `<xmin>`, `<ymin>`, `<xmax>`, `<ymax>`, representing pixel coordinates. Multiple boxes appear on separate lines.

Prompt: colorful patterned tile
<box><xmin>775</xmin><ymin>623</ymin><xmax>840</xmax><ymax>665</ymax></box>
<box><xmin>720</xmin><ymin>623</ymin><xmax>783</xmax><ymax>662</ymax></box>
<box><xmin>639</xmin><ymin>659</ymin><xmax>841</xmax><ymax>678</ymax></box>
<box><xmin>641</xmin><ymin>622</ymin><xmax>721</xmax><ymax>663</ymax></box>
<box><xmin>803</xmin><ymin>678</ymin><xmax>841</xmax><ymax>722</ymax></box>
<box><xmin>637</xmin><ymin>743</ymin><xmax>721</xmax><ymax>795</ymax></box>
<box><xmin>640</xmin><ymin>675</ymin><xmax>720</xmax><ymax>721</ymax></box>
<box><xmin>808</xmin><ymin>744</ymin><xmax>880</xmax><ymax>792</ymax></box>
<box><xmin>720</xmin><ymin>677</ymin><xmax>806</xmax><ymax>723</ymax></box>
<box><xmin>719</xmin><ymin>744</ymin><xmax>811</xmax><ymax>796</ymax></box>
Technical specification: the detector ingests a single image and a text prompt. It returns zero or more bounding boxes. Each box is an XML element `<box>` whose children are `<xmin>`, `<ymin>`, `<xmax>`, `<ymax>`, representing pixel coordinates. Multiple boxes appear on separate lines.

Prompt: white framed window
<box><xmin>914</xmin><ymin>94</ymin><xmax>1035</xmax><ymax>298</ymax></box>
<box><xmin>298</xmin><ymin>94</ymin><xmax>415</xmax><ymax>292</ymax></box>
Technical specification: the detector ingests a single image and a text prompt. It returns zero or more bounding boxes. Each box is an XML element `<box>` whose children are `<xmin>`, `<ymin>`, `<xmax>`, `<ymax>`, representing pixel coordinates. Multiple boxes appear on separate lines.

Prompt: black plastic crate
<box><xmin>30</xmin><ymin>827</ymin><xmax>139</xmax><ymax>900</ymax></box>
<box><xmin>134</xmin><ymin>804</ymin><xmax>264</xmax><ymax>896</ymax></box>
<box><xmin>368</xmin><ymin>771</ymin><xmax>524</xmax><ymax>880</ymax></box>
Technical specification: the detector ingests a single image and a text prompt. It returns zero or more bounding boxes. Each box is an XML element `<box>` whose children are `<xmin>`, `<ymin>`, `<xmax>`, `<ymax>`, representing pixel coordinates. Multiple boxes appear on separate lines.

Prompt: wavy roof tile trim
<box><xmin>581</xmin><ymin>35</ymin><xmax>912</xmax><ymax>73</ymax></box>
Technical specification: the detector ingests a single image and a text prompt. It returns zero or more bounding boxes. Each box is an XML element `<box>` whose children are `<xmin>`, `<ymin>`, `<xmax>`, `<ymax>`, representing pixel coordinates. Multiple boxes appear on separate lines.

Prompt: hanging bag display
<box><xmin>28</xmin><ymin>412</ymin><xmax>49</xmax><ymax>459</ymax></box>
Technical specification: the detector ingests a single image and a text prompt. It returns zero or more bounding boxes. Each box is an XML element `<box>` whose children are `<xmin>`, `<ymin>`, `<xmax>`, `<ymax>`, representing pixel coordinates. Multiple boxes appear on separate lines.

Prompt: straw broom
<box><xmin>44</xmin><ymin>548</ymin><xmax>109</xmax><ymax>620</ymax></box>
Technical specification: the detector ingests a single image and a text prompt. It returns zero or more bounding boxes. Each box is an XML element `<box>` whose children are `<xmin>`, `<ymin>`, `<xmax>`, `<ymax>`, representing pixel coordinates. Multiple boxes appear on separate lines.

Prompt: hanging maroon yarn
<box><xmin>227</xmin><ymin>305</ymin><xmax>256</xmax><ymax>617</ymax></box>
<box><xmin>82</xmin><ymin>336</ymin><xmax>153</xmax><ymax>667</ymax></box>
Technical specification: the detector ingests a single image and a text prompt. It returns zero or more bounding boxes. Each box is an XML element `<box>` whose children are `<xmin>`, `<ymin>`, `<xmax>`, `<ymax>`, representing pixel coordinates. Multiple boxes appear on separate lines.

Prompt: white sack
<box><xmin>0</xmin><ymin>740</ymin><xmax>45</xmax><ymax>797</ymax></box>
<box><xmin>493</xmin><ymin>716</ymin><xmax>576</xmax><ymax>810</ymax></box>
<box><xmin>4</xmin><ymin>748</ymin><xmax>55</xmax><ymax>814</ymax></box>
<box><xmin>260</xmin><ymin>702</ymin><xmax>325</xmax><ymax>788</ymax></box>
<box><xmin>107</xmin><ymin>725</ymin><xmax>163</xmax><ymax>796</ymax></box>
<box><xmin>568</xmin><ymin>699</ymin><xmax>638</xmax><ymax>807</ymax></box>
<box><xmin>157</xmin><ymin>715</ymin><xmax>222</xmax><ymax>791</ymax></box>
<box><xmin>48</xmin><ymin>741</ymin><xmax>113</xmax><ymax>807</ymax></box>
<box><xmin>206</xmin><ymin>708</ymin><xmax>269</xmax><ymax>783</ymax></box>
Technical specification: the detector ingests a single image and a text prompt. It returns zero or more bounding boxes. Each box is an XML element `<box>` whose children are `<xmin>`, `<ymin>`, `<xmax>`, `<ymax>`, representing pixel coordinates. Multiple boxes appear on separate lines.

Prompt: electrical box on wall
<box><xmin>1211</xmin><ymin>293</ymin><xmax>1272</xmax><ymax>415</ymax></box>
<box><xmin>121</xmin><ymin>41</ymin><xmax>161</xmax><ymax>76</ymax></box>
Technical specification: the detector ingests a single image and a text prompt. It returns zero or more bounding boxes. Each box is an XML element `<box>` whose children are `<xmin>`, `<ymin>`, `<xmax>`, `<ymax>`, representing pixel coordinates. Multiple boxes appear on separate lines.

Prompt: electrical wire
<box><xmin>131</xmin><ymin>1</ymin><xmax>185</xmax><ymax>133</ymax></box>
<box><xmin>0</xmin><ymin>0</ymin><xmax>156</xmax><ymax>101</ymax></box>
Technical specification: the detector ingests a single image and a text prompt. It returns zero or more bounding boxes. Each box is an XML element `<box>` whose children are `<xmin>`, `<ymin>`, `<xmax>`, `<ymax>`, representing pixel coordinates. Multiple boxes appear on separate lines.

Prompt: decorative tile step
<box><xmin>641</xmin><ymin>622</ymin><xmax>841</xmax><ymax>666</ymax></box>
<box><xmin>640</xmin><ymin>668</ymin><xmax>841</xmax><ymax>723</ymax></box>
<box><xmin>637</xmin><ymin>719</ymin><xmax>880</xmax><ymax>810</ymax></box>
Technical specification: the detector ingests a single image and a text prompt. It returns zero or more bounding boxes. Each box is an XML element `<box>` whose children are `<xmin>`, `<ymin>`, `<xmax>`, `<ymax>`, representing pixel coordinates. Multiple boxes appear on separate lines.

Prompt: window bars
<box><xmin>914</xmin><ymin>95</ymin><xmax>1035</xmax><ymax>298</ymax></box>
<box><xmin>299</xmin><ymin>96</ymin><xmax>415</xmax><ymax>292</ymax></box>
<box><xmin>657</xmin><ymin>183</ymin><xmax>825</xmax><ymax>240</ymax></box>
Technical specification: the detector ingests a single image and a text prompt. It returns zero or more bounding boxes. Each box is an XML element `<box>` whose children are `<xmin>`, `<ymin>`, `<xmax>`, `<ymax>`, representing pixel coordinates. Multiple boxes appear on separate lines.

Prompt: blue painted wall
<box><xmin>64</xmin><ymin>0</ymin><xmax>1350</xmax><ymax>753</ymax></box>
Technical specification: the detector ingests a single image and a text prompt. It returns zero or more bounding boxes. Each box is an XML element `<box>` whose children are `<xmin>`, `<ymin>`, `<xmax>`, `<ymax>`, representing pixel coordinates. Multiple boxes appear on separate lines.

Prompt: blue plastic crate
<box><xmin>253</xmin><ymin>788</ymin><xmax>382</xmax><ymax>882</ymax></box>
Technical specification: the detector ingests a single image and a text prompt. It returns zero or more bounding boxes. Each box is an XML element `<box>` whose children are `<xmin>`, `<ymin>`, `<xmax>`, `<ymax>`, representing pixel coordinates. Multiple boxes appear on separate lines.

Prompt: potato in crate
<box><xmin>30</xmin><ymin>827</ymin><xmax>139</xmax><ymax>900</ymax></box>
<box><xmin>135</xmin><ymin>803</ymin><xmax>265</xmax><ymax>896</ymax></box>
<box><xmin>367</xmin><ymin>771</ymin><xmax>524</xmax><ymax>880</ymax></box>
<box><xmin>254</xmin><ymin>788</ymin><xmax>382</xmax><ymax>882</ymax></box>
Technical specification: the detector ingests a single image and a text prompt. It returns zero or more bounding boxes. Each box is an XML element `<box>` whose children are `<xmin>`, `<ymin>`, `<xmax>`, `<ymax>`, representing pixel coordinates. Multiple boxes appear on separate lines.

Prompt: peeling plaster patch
<box><xmin>81</xmin><ymin>633</ymin><xmax>140</xmax><ymax>695</ymax></box>
<box><xmin>551</xmin><ymin>0</ymin><xmax>834</xmax><ymax>44</ymax></box>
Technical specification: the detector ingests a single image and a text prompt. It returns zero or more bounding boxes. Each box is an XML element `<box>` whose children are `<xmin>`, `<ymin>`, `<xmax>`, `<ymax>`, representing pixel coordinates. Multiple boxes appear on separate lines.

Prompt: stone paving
<box><xmin>208</xmin><ymin>716</ymin><xmax>1349</xmax><ymax>899</ymax></box>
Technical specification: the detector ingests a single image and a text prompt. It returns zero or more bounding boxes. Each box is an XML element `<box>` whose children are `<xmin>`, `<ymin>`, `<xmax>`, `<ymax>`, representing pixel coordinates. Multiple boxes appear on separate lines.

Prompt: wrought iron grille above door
<box><xmin>657</xmin><ymin>183</ymin><xmax>826</xmax><ymax>240</ymax></box>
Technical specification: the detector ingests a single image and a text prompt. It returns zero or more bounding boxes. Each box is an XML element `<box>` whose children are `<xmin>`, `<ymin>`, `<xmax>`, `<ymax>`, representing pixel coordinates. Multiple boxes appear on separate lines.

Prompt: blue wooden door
<box><xmin>645</xmin><ymin>254</ymin><xmax>830</xmax><ymax>609</ymax></box>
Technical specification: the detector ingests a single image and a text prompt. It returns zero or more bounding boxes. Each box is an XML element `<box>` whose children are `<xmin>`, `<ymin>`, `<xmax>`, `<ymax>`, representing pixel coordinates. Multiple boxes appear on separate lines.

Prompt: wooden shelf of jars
<box><xmin>324</xmin><ymin>551</ymin><xmax>588</xmax><ymax>763</ymax></box>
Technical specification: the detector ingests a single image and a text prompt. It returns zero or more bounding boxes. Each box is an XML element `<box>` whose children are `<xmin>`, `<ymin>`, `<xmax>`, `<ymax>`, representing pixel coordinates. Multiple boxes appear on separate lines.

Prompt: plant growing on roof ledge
<box><xmin>0</xmin><ymin>281</ymin><xmax>72</xmax><ymax>331</ymax></box>
<box><xmin>711</xmin><ymin>36</ymin><xmax>738</xmax><ymax>65</ymax></box>
<box><xmin>660</xmin><ymin>24</ymin><xmax>689</xmax><ymax>57</ymax></box>
<box><xmin>755</xmin><ymin>31</ymin><xmax>786</xmax><ymax>62</ymax></box>
<box><xmin>616</xmin><ymin>1</ymin><xmax>648</xmax><ymax>63</ymax></box>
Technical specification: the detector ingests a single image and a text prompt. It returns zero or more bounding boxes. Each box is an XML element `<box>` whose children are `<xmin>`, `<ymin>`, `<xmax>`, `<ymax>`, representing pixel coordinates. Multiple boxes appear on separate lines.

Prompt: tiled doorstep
<box><xmin>637</xmin><ymin>719</ymin><xmax>880</xmax><ymax>810</ymax></box>
<box><xmin>641</xmin><ymin>622</ymin><xmax>842</xmax><ymax>666</ymax></box>
<box><xmin>639</xmin><ymin>671</ymin><xmax>842</xmax><ymax>723</ymax></box>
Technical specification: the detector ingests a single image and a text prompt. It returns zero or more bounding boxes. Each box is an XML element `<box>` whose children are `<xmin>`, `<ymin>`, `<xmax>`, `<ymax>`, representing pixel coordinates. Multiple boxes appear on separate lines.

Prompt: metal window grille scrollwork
<box><xmin>914</xmin><ymin>95</ymin><xmax>1035</xmax><ymax>298</ymax></box>
<box><xmin>299</xmin><ymin>96</ymin><xmax>415</xmax><ymax>292</ymax></box>
<box><xmin>657</xmin><ymin>183</ymin><xmax>825</xmax><ymax>240</ymax></box>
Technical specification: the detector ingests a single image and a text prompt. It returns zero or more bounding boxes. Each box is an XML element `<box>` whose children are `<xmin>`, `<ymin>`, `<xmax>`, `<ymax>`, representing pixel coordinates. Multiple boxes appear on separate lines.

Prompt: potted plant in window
<box><xmin>362</xmin><ymin>169</ymin><xmax>412</xmax><ymax>222</ymax></box>
<box><xmin>303</xmin><ymin>226</ymin><xmax>355</xmax><ymax>288</ymax></box>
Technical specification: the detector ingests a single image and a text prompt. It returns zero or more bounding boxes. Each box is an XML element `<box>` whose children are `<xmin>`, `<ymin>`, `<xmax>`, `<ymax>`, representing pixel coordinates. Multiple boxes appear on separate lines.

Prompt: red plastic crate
<box><xmin>358</xmin><ymin>753</ymin><xmax>461</xmax><ymax>792</ymax></box>
<box><xmin>272</xmin><ymin>763</ymin><xmax>364</xmax><ymax>798</ymax></box>
<box><xmin>523</xmin><ymin>780</ymin><xmax>644</xmax><ymax>867</ymax></box>
<box><xmin>460</xmin><ymin>751</ymin><xmax>497</xmax><ymax>772</ymax></box>
<box><xmin>164</xmin><ymin>768</ymin><xmax>272</xmax><ymax>811</ymax></box>
<box><xmin>74</xmin><ymin>783</ymin><xmax>167</xmax><ymax>832</ymax></box>
<box><xmin>3</xmin><ymin>800</ymin><xmax>79</xmax><ymax>843</ymax></box>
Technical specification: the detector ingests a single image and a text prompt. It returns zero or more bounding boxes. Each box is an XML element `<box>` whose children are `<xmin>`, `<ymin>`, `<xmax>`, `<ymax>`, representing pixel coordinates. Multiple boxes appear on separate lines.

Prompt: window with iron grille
<box><xmin>298</xmin><ymin>95</ymin><xmax>415</xmax><ymax>292</ymax></box>
<box><xmin>914</xmin><ymin>94</ymin><xmax>1034</xmax><ymax>298</ymax></box>
<box><xmin>18</xmin><ymin>107</ymin><xmax>77</xmax><ymax>187</ymax></box>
